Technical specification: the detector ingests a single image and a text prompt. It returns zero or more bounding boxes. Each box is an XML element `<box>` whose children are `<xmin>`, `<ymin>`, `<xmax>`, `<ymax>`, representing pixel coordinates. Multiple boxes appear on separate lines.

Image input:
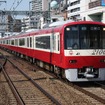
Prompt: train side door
<box><xmin>50</xmin><ymin>30</ymin><xmax>60</xmax><ymax>64</ymax></box>
<box><xmin>50</xmin><ymin>30</ymin><xmax>54</xmax><ymax>64</ymax></box>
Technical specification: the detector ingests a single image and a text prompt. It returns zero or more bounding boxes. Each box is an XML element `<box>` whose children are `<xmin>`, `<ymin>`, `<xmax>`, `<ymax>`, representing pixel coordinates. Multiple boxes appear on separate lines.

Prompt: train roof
<box><xmin>1</xmin><ymin>21</ymin><xmax>105</xmax><ymax>40</ymax></box>
<box><xmin>48</xmin><ymin>20</ymin><xmax>74</xmax><ymax>28</ymax></box>
<box><xmin>42</xmin><ymin>20</ymin><xmax>105</xmax><ymax>30</ymax></box>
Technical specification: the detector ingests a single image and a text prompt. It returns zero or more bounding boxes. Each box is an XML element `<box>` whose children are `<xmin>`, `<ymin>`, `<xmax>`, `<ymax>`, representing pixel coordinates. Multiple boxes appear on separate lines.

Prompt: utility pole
<box><xmin>48</xmin><ymin>2</ymin><xmax>51</xmax><ymax>23</ymax></box>
<box><xmin>0</xmin><ymin>1</ymin><xmax>6</xmax><ymax>33</ymax></box>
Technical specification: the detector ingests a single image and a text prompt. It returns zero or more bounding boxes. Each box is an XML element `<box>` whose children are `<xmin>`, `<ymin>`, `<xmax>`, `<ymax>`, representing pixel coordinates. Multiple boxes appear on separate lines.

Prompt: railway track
<box><xmin>84</xmin><ymin>82</ymin><xmax>105</xmax><ymax>103</ymax></box>
<box><xmin>0</xmin><ymin>56</ymin><xmax>61</xmax><ymax>105</ymax></box>
<box><xmin>71</xmin><ymin>82</ymin><xmax>105</xmax><ymax>105</ymax></box>
<box><xmin>0</xmin><ymin>49</ymin><xmax>105</xmax><ymax>105</ymax></box>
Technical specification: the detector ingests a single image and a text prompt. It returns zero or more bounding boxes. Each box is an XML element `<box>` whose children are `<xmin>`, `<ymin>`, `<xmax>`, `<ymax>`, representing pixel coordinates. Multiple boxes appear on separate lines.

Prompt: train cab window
<box><xmin>79</xmin><ymin>26</ymin><xmax>88</xmax><ymax>49</ymax></box>
<box><xmin>64</xmin><ymin>25</ymin><xmax>79</xmax><ymax>49</ymax></box>
<box><xmin>64</xmin><ymin>24</ymin><xmax>103</xmax><ymax>50</ymax></box>
<box><xmin>89</xmin><ymin>26</ymin><xmax>100</xmax><ymax>49</ymax></box>
<box><xmin>102</xmin><ymin>27</ymin><xmax>105</xmax><ymax>48</ymax></box>
<box><xmin>8</xmin><ymin>40</ymin><xmax>10</xmax><ymax>44</ymax></box>
<box><xmin>80</xmin><ymin>25</ymin><xmax>101</xmax><ymax>49</ymax></box>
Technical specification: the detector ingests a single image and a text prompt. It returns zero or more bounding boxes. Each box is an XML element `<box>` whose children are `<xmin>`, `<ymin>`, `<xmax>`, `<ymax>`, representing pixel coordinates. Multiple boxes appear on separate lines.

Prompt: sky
<box><xmin>0</xmin><ymin>0</ymin><xmax>30</xmax><ymax>11</ymax></box>
<box><xmin>0</xmin><ymin>0</ymin><xmax>31</xmax><ymax>19</ymax></box>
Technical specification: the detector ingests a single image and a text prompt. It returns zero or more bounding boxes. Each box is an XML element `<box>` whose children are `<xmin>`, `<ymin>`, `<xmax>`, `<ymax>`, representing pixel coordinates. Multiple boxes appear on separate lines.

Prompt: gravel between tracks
<box><xmin>0</xmin><ymin>49</ymin><xmax>104</xmax><ymax>105</ymax></box>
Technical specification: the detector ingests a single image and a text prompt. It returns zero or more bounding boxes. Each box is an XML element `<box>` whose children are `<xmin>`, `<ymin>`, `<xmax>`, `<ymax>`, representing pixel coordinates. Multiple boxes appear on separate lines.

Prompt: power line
<box><xmin>10</xmin><ymin>0</ymin><xmax>17</xmax><ymax>11</ymax></box>
<box><xmin>0</xmin><ymin>1</ymin><xmax>7</xmax><ymax>10</ymax></box>
<box><xmin>13</xmin><ymin>0</ymin><xmax>23</xmax><ymax>11</ymax></box>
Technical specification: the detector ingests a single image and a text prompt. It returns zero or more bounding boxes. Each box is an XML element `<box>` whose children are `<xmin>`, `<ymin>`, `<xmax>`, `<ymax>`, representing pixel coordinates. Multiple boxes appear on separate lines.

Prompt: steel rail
<box><xmin>94</xmin><ymin>81</ymin><xmax>105</xmax><ymax>90</ymax></box>
<box><xmin>67</xmin><ymin>82</ymin><xmax>105</xmax><ymax>104</ymax></box>
<box><xmin>4</xmin><ymin>57</ymin><xmax>61</xmax><ymax>105</ymax></box>
<box><xmin>1</xmin><ymin>52</ymin><xmax>105</xmax><ymax>104</ymax></box>
<box><xmin>0</xmin><ymin>63</ymin><xmax>25</xmax><ymax>105</ymax></box>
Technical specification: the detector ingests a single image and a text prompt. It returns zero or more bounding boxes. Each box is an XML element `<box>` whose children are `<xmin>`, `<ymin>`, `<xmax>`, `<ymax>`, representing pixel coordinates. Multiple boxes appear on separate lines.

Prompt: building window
<box><xmin>71</xmin><ymin>7</ymin><xmax>80</xmax><ymax>13</ymax></box>
<box><xmin>70</xmin><ymin>0</ymin><xmax>80</xmax><ymax>6</ymax></box>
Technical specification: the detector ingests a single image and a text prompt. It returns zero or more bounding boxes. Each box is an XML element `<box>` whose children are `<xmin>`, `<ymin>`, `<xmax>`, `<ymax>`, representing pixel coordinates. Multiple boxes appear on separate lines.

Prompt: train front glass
<box><xmin>64</xmin><ymin>24</ymin><xmax>105</xmax><ymax>50</ymax></box>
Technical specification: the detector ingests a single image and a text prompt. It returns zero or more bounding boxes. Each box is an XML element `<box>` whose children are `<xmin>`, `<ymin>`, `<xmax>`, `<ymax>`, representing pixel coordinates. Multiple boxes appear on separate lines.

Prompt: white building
<box><xmin>31</xmin><ymin>0</ymin><xmax>49</xmax><ymax>11</ymax></box>
<box><xmin>27</xmin><ymin>0</ymin><xmax>51</xmax><ymax>29</ymax></box>
<box><xmin>23</xmin><ymin>0</ymin><xmax>65</xmax><ymax>29</ymax></box>
<box><xmin>67</xmin><ymin>0</ymin><xmax>105</xmax><ymax>23</ymax></box>
<box><xmin>21</xmin><ymin>16</ymin><xmax>40</xmax><ymax>31</ymax></box>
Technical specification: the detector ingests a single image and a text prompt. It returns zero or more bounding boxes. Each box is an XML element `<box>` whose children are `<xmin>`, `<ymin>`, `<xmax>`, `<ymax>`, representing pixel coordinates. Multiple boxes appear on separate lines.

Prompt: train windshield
<box><xmin>64</xmin><ymin>24</ymin><xmax>105</xmax><ymax>49</ymax></box>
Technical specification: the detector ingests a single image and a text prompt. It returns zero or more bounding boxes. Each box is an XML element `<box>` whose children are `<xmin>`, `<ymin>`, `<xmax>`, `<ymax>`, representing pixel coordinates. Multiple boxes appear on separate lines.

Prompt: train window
<box><xmin>79</xmin><ymin>25</ymin><xmax>89</xmax><ymax>49</ymax></box>
<box><xmin>19</xmin><ymin>38</ymin><xmax>25</xmax><ymax>46</ymax></box>
<box><xmin>1</xmin><ymin>41</ymin><xmax>2</xmax><ymax>44</ymax></box>
<box><xmin>89</xmin><ymin>26</ymin><xmax>101</xmax><ymax>49</ymax></box>
<box><xmin>3</xmin><ymin>40</ymin><xmax>5</xmax><ymax>44</ymax></box>
<box><xmin>53</xmin><ymin>35</ymin><xmax>56</xmax><ymax>50</ymax></box>
<box><xmin>35</xmin><ymin>36</ymin><xmax>50</xmax><ymax>49</ymax></box>
<box><xmin>102</xmin><ymin>27</ymin><xmax>105</xmax><ymax>48</ymax></box>
<box><xmin>11</xmin><ymin>40</ymin><xmax>14</xmax><ymax>45</ymax></box>
<box><xmin>64</xmin><ymin>24</ymin><xmax>104</xmax><ymax>49</ymax></box>
<box><xmin>27</xmin><ymin>38</ymin><xmax>29</xmax><ymax>47</ymax></box>
<box><xmin>30</xmin><ymin>37</ymin><xmax>32</xmax><ymax>48</ymax></box>
<box><xmin>58</xmin><ymin>35</ymin><xmax>60</xmax><ymax>51</ymax></box>
<box><xmin>80</xmin><ymin>25</ymin><xmax>102</xmax><ymax>49</ymax></box>
<box><xmin>6</xmin><ymin>40</ymin><xmax>9</xmax><ymax>44</ymax></box>
<box><xmin>64</xmin><ymin>25</ymin><xmax>79</xmax><ymax>49</ymax></box>
<box><xmin>15</xmin><ymin>39</ymin><xmax>18</xmax><ymax>46</ymax></box>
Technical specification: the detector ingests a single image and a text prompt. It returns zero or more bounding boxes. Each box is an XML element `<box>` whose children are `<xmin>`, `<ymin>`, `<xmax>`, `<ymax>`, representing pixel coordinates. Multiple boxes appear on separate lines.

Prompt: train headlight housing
<box><xmin>86</xmin><ymin>68</ymin><xmax>91</xmax><ymax>72</ymax></box>
<box><xmin>69</xmin><ymin>60</ymin><xmax>77</xmax><ymax>63</ymax></box>
<box><xmin>86</xmin><ymin>67</ymin><xmax>93</xmax><ymax>73</ymax></box>
<box><xmin>100</xmin><ymin>59</ymin><xmax>105</xmax><ymax>63</ymax></box>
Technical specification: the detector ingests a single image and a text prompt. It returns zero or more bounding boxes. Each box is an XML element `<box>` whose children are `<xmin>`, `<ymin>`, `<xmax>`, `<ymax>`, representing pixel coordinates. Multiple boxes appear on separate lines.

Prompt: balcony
<box><xmin>89</xmin><ymin>0</ymin><xmax>101</xmax><ymax>9</ymax></box>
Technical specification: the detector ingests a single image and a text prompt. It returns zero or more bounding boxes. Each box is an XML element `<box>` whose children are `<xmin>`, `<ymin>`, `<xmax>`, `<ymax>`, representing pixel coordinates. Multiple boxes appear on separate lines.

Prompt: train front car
<box><xmin>63</xmin><ymin>21</ymin><xmax>105</xmax><ymax>82</ymax></box>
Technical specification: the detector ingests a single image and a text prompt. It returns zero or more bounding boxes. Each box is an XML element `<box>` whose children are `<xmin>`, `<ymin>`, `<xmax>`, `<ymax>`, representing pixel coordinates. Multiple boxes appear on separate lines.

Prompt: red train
<box><xmin>0</xmin><ymin>21</ymin><xmax>105</xmax><ymax>82</ymax></box>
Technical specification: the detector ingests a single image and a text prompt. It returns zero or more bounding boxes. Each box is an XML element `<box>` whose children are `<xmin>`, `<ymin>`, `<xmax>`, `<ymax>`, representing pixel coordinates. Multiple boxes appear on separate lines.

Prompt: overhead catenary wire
<box><xmin>10</xmin><ymin>0</ymin><xmax>17</xmax><ymax>11</ymax></box>
<box><xmin>12</xmin><ymin>0</ymin><xmax>23</xmax><ymax>11</ymax></box>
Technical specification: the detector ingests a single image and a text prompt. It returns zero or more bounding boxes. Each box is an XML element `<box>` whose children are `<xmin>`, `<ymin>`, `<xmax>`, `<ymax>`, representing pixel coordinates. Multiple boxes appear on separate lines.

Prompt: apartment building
<box><xmin>67</xmin><ymin>0</ymin><xmax>105</xmax><ymax>23</ymax></box>
<box><xmin>68</xmin><ymin>0</ymin><xmax>82</xmax><ymax>20</ymax></box>
<box><xmin>85</xmin><ymin>0</ymin><xmax>105</xmax><ymax>23</ymax></box>
<box><xmin>31</xmin><ymin>0</ymin><xmax>50</xmax><ymax>11</ymax></box>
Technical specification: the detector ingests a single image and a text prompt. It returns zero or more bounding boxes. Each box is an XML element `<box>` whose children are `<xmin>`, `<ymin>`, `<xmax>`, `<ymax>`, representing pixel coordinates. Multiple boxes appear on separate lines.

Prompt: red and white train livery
<box><xmin>0</xmin><ymin>21</ymin><xmax>105</xmax><ymax>82</ymax></box>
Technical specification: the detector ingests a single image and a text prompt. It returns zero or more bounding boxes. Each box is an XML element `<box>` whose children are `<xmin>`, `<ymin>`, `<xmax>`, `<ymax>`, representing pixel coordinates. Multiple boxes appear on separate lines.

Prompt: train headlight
<box><xmin>69</xmin><ymin>60</ymin><xmax>77</xmax><ymax>63</ymax></box>
<box><xmin>86</xmin><ymin>68</ymin><xmax>91</xmax><ymax>72</ymax></box>
<box><xmin>86</xmin><ymin>67</ymin><xmax>93</xmax><ymax>73</ymax></box>
<box><xmin>100</xmin><ymin>59</ymin><xmax>105</xmax><ymax>63</ymax></box>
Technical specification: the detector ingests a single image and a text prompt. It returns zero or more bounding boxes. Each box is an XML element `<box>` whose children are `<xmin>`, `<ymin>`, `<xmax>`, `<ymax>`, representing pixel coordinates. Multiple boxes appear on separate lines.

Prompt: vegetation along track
<box><xmin>0</xmin><ymin>49</ymin><xmax>105</xmax><ymax>105</ymax></box>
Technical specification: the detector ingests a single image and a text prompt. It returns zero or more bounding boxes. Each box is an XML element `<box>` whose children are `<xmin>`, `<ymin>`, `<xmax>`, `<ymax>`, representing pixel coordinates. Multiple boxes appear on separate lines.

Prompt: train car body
<box><xmin>0</xmin><ymin>21</ymin><xmax>105</xmax><ymax>82</ymax></box>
